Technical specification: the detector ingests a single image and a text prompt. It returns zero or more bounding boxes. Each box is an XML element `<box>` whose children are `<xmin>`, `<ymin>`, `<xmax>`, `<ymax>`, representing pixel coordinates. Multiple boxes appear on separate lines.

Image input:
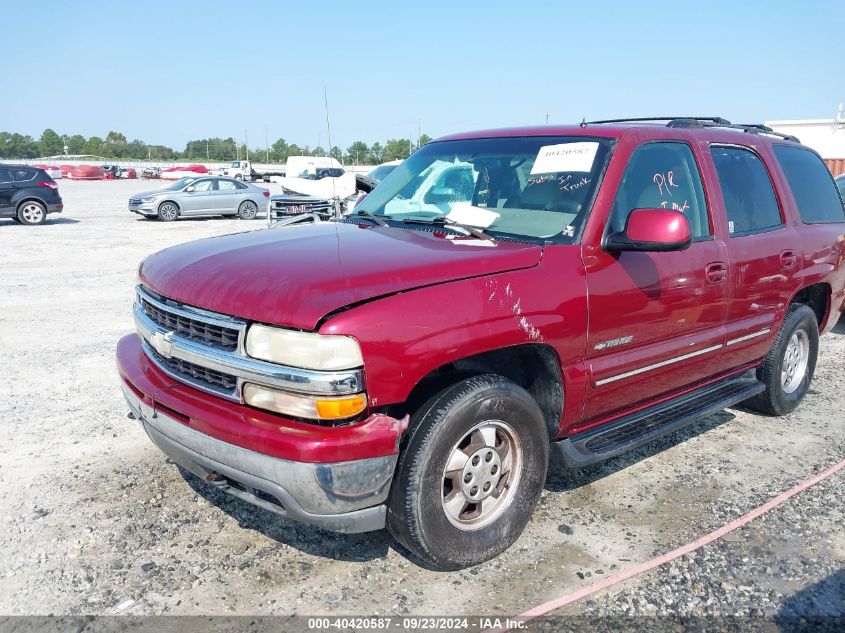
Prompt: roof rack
<box><xmin>585</xmin><ymin>117</ymin><xmax>800</xmax><ymax>143</ymax></box>
<box><xmin>587</xmin><ymin>116</ymin><xmax>731</xmax><ymax>126</ymax></box>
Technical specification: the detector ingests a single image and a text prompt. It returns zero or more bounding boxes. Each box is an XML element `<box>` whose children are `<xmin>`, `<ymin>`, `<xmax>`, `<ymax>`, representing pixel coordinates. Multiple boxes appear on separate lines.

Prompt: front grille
<box><xmin>149</xmin><ymin>347</ymin><xmax>238</xmax><ymax>393</ymax></box>
<box><xmin>141</xmin><ymin>297</ymin><xmax>240</xmax><ymax>351</ymax></box>
<box><xmin>271</xmin><ymin>197</ymin><xmax>332</xmax><ymax>218</ymax></box>
<box><xmin>129</xmin><ymin>198</ymin><xmax>142</xmax><ymax>205</ymax></box>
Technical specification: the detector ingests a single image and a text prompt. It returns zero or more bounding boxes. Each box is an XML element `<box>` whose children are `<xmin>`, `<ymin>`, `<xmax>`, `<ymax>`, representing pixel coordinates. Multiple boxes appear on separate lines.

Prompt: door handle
<box><xmin>780</xmin><ymin>250</ymin><xmax>797</xmax><ymax>269</ymax></box>
<box><xmin>705</xmin><ymin>262</ymin><xmax>728</xmax><ymax>284</ymax></box>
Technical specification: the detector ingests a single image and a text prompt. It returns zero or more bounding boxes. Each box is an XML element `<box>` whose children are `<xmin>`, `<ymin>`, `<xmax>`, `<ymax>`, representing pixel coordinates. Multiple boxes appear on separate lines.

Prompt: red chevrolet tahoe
<box><xmin>117</xmin><ymin>118</ymin><xmax>845</xmax><ymax>570</ymax></box>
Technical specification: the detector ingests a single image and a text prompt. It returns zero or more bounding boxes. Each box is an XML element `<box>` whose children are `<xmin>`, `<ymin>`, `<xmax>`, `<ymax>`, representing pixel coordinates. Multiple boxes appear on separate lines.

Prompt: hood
<box><xmin>139</xmin><ymin>222</ymin><xmax>542</xmax><ymax>330</ymax></box>
<box><xmin>132</xmin><ymin>189</ymin><xmax>169</xmax><ymax>199</ymax></box>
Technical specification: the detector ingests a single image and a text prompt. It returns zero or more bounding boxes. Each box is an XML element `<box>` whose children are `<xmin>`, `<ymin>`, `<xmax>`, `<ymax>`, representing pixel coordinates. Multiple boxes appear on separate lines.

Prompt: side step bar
<box><xmin>554</xmin><ymin>371</ymin><xmax>764</xmax><ymax>468</ymax></box>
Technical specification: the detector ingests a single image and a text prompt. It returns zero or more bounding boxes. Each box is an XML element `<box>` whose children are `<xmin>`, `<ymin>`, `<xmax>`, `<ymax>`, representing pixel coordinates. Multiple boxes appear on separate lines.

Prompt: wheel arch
<box><xmin>157</xmin><ymin>199</ymin><xmax>180</xmax><ymax>211</ymax></box>
<box><xmin>14</xmin><ymin>196</ymin><xmax>48</xmax><ymax>212</ymax></box>
<box><xmin>789</xmin><ymin>282</ymin><xmax>831</xmax><ymax>331</ymax></box>
<box><xmin>394</xmin><ymin>343</ymin><xmax>564</xmax><ymax>441</ymax></box>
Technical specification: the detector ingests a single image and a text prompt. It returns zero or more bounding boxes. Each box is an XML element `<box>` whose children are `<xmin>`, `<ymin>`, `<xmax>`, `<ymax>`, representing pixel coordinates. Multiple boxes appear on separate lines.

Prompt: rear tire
<box><xmin>157</xmin><ymin>201</ymin><xmax>179</xmax><ymax>222</ymax></box>
<box><xmin>744</xmin><ymin>304</ymin><xmax>818</xmax><ymax>416</ymax></box>
<box><xmin>237</xmin><ymin>200</ymin><xmax>258</xmax><ymax>220</ymax></box>
<box><xmin>387</xmin><ymin>374</ymin><xmax>548</xmax><ymax>570</ymax></box>
<box><xmin>17</xmin><ymin>201</ymin><xmax>47</xmax><ymax>225</ymax></box>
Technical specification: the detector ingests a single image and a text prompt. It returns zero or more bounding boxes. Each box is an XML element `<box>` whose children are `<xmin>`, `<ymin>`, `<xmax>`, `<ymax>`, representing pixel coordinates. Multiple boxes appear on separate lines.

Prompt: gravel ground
<box><xmin>0</xmin><ymin>179</ymin><xmax>843</xmax><ymax>618</ymax></box>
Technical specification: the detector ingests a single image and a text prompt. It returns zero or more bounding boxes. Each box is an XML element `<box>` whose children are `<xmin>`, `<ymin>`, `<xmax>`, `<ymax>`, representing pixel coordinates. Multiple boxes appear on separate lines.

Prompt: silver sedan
<box><xmin>128</xmin><ymin>177</ymin><xmax>269</xmax><ymax>221</ymax></box>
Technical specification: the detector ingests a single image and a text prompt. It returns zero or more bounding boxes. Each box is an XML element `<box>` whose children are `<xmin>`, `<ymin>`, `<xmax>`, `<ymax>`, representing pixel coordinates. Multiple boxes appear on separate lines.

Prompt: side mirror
<box><xmin>185</xmin><ymin>185</ymin><xmax>196</xmax><ymax>192</ymax></box>
<box><xmin>605</xmin><ymin>208</ymin><xmax>691</xmax><ymax>253</ymax></box>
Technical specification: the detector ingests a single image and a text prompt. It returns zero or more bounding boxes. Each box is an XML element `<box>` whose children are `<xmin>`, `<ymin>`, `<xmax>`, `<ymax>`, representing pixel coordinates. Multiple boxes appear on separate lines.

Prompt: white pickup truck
<box><xmin>213</xmin><ymin>160</ymin><xmax>285</xmax><ymax>182</ymax></box>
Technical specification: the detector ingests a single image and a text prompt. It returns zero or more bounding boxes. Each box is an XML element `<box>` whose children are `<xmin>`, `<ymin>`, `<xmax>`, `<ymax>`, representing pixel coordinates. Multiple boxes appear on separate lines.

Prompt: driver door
<box><xmin>580</xmin><ymin>140</ymin><xmax>729</xmax><ymax>425</ymax></box>
<box><xmin>180</xmin><ymin>178</ymin><xmax>216</xmax><ymax>214</ymax></box>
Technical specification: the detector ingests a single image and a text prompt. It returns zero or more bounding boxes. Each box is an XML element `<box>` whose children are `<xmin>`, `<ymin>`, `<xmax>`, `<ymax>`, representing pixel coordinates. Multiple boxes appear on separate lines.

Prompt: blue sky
<box><xmin>1</xmin><ymin>0</ymin><xmax>841</xmax><ymax>151</ymax></box>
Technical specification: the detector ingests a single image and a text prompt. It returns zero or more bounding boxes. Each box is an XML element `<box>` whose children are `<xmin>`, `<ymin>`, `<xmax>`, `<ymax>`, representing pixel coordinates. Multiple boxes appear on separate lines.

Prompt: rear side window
<box><xmin>217</xmin><ymin>180</ymin><xmax>237</xmax><ymax>190</ymax></box>
<box><xmin>0</xmin><ymin>168</ymin><xmax>12</xmax><ymax>183</ymax></box>
<box><xmin>710</xmin><ymin>146</ymin><xmax>782</xmax><ymax>235</ymax></box>
<box><xmin>12</xmin><ymin>168</ymin><xmax>36</xmax><ymax>181</ymax></box>
<box><xmin>773</xmin><ymin>145</ymin><xmax>845</xmax><ymax>223</ymax></box>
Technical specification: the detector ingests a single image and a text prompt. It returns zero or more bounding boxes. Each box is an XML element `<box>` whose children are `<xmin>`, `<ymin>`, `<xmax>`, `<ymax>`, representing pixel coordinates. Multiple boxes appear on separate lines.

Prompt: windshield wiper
<box><xmin>402</xmin><ymin>216</ymin><xmax>495</xmax><ymax>242</ymax></box>
<box><xmin>354</xmin><ymin>210</ymin><xmax>389</xmax><ymax>226</ymax></box>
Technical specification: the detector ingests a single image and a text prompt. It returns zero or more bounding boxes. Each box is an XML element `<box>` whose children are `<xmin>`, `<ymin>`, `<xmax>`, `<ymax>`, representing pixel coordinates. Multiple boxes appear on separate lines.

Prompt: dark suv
<box><xmin>0</xmin><ymin>164</ymin><xmax>63</xmax><ymax>225</ymax></box>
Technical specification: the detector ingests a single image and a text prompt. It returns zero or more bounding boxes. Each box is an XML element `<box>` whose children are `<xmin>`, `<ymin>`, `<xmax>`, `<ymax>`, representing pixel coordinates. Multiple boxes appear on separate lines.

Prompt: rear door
<box><xmin>707</xmin><ymin>145</ymin><xmax>802</xmax><ymax>371</ymax></box>
<box><xmin>214</xmin><ymin>179</ymin><xmax>240</xmax><ymax>214</ymax></box>
<box><xmin>581</xmin><ymin>140</ymin><xmax>729</xmax><ymax>423</ymax></box>
<box><xmin>0</xmin><ymin>168</ymin><xmax>14</xmax><ymax>215</ymax></box>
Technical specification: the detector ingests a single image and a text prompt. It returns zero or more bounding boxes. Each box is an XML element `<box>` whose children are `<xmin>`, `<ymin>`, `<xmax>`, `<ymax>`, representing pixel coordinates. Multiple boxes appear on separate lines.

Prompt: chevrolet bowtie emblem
<box><xmin>150</xmin><ymin>331</ymin><xmax>175</xmax><ymax>358</ymax></box>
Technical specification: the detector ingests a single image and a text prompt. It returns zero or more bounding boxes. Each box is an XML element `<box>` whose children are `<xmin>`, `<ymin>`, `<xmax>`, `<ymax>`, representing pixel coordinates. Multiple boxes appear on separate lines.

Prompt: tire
<box><xmin>234</xmin><ymin>174</ymin><xmax>243</xmax><ymax>181</ymax></box>
<box><xmin>17</xmin><ymin>201</ymin><xmax>47</xmax><ymax>225</ymax></box>
<box><xmin>157</xmin><ymin>201</ymin><xmax>180</xmax><ymax>222</ymax></box>
<box><xmin>387</xmin><ymin>374</ymin><xmax>549</xmax><ymax>570</ymax></box>
<box><xmin>237</xmin><ymin>200</ymin><xmax>258</xmax><ymax>220</ymax></box>
<box><xmin>744</xmin><ymin>304</ymin><xmax>819</xmax><ymax>416</ymax></box>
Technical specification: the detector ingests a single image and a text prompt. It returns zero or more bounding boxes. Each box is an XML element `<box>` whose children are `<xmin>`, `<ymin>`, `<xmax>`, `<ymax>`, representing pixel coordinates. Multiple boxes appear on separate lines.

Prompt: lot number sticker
<box><xmin>530</xmin><ymin>142</ymin><xmax>599</xmax><ymax>174</ymax></box>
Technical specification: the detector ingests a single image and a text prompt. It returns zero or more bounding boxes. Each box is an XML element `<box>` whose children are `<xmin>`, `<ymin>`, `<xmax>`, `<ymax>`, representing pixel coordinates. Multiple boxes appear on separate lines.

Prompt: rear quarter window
<box><xmin>0</xmin><ymin>168</ymin><xmax>12</xmax><ymax>183</ymax></box>
<box><xmin>773</xmin><ymin>145</ymin><xmax>845</xmax><ymax>223</ymax></box>
<box><xmin>12</xmin><ymin>168</ymin><xmax>37</xmax><ymax>181</ymax></box>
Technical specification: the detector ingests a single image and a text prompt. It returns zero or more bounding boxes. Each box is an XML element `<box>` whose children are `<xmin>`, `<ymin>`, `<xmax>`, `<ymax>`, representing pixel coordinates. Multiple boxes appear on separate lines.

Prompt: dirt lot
<box><xmin>0</xmin><ymin>179</ymin><xmax>842</xmax><ymax>617</ymax></box>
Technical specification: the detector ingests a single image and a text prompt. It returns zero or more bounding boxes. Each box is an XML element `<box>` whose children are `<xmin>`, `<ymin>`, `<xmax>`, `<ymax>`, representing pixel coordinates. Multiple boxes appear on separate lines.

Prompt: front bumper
<box><xmin>118</xmin><ymin>334</ymin><xmax>405</xmax><ymax>533</ymax></box>
<box><xmin>129</xmin><ymin>202</ymin><xmax>157</xmax><ymax>216</ymax></box>
<box><xmin>122</xmin><ymin>380</ymin><xmax>396</xmax><ymax>532</ymax></box>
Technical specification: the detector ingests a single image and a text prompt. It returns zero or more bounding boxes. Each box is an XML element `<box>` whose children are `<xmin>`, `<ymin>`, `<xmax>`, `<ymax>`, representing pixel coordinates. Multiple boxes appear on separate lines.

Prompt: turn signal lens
<box><xmin>243</xmin><ymin>383</ymin><xmax>367</xmax><ymax>421</ymax></box>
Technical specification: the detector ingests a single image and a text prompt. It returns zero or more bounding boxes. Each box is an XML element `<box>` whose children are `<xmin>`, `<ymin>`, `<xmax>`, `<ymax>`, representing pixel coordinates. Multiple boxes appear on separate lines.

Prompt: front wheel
<box><xmin>744</xmin><ymin>304</ymin><xmax>819</xmax><ymax>416</ymax></box>
<box><xmin>387</xmin><ymin>374</ymin><xmax>548</xmax><ymax>570</ymax></box>
<box><xmin>237</xmin><ymin>200</ymin><xmax>258</xmax><ymax>220</ymax></box>
<box><xmin>157</xmin><ymin>201</ymin><xmax>179</xmax><ymax>222</ymax></box>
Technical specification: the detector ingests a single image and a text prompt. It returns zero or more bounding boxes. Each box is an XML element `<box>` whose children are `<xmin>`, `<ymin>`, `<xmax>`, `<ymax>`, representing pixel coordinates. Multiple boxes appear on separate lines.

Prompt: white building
<box><xmin>766</xmin><ymin>104</ymin><xmax>845</xmax><ymax>175</ymax></box>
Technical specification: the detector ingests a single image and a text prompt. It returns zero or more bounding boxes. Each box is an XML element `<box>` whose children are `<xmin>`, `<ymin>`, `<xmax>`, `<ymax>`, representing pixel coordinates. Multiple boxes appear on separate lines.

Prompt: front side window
<box><xmin>191</xmin><ymin>179</ymin><xmax>214</xmax><ymax>192</ymax></box>
<box><xmin>773</xmin><ymin>145</ymin><xmax>845</xmax><ymax>223</ymax></box>
<box><xmin>358</xmin><ymin>136</ymin><xmax>613</xmax><ymax>242</ymax></box>
<box><xmin>609</xmin><ymin>142</ymin><xmax>710</xmax><ymax>238</ymax></box>
<box><xmin>710</xmin><ymin>146</ymin><xmax>783</xmax><ymax>235</ymax></box>
<box><xmin>217</xmin><ymin>179</ymin><xmax>237</xmax><ymax>190</ymax></box>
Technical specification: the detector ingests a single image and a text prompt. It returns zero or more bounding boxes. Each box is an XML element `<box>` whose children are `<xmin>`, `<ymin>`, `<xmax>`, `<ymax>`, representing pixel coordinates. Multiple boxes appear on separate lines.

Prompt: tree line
<box><xmin>0</xmin><ymin>129</ymin><xmax>433</xmax><ymax>165</ymax></box>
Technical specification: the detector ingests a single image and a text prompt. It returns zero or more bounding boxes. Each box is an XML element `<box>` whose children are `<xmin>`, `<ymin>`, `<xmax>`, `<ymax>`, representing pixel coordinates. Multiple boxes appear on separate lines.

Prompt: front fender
<box><xmin>320</xmin><ymin>246</ymin><xmax>589</xmax><ymax>419</ymax></box>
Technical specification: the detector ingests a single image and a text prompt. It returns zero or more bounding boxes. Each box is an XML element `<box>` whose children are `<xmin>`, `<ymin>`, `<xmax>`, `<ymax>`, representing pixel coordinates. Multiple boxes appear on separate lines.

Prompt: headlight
<box><xmin>243</xmin><ymin>383</ymin><xmax>367</xmax><ymax>420</ymax></box>
<box><xmin>141</xmin><ymin>196</ymin><xmax>157</xmax><ymax>203</ymax></box>
<box><xmin>245</xmin><ymin>324</ymin><xmax>363</xmax><ymax>370</ymax></box>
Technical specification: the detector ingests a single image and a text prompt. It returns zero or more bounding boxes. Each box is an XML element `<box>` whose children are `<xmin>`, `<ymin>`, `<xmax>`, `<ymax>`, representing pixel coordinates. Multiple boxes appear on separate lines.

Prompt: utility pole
<box><xmin>265</xmin><ymin>123</ymin><xmax>269</xmax><ymax>163</ymax></box>
<box><xmin>244</xmin><ymin>129</ymin><xmax>249</xmax><ymax>161</ymax></box>
<box><xmin>206</xmin><ymin>140</ymin><xmax>209</xmax><ymax>160</ymax></box>
<box><xmin>545</xmin><ymin>113</ymin><xmax>549</xmax><ymax>124</ymax></box>
<box><xmin>418</xmin><ymin>119</ymin><xmax>421</xmax><ymax>149</ymax></box>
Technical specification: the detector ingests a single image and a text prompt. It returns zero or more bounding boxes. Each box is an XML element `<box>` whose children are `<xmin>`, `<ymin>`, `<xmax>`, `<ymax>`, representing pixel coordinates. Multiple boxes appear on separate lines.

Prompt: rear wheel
<box><xmin>157</xmin><ymin>201</ymin><xmax>179</xmax><ymax>222</ymax></box>
<box><xmin>237</xmin><ymin>200</ymin><xmax>258</xmax><ymax>220</ymax></box>
<box><xmin>17</xmin><ymin>201</ymin><xmax>47</xmax><ymax>225</ymax></box>
<box><xmin>387</xmin><ymin>374</ymin><xmax>548</xmax><ymax>570</ymax></box>
<box><xmin>745</xmin><ymin>304</ymin><xmax>818</xmax><ymax>416</ymax></box>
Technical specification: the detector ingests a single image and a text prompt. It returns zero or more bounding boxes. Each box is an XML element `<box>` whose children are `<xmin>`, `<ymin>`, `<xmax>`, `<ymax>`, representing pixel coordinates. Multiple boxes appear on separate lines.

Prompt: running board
<box><xmin>554</xmin><ymin>371</ymin><xmax>764</xmax><ymax>468</ymax></box>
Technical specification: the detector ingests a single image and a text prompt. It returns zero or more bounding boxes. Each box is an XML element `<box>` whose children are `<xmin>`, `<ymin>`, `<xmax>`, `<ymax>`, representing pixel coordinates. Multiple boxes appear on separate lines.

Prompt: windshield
<box><xmin>368</xmin><ymin>164</ymin><xmax>398</xmax><ymax>182</ymax></box>
<box><xmin>358</xmin><ymin>136</ymin><xmax>612</xmax><ymax>242</ymax></box>
<box><xmin>163</xmin><ymin>177</ymin><xmax>195</xmax><ymax>191</ymax></box>
<box><xmin>231</xmin><ymin>161</ymin><xmax>241</xmax><ymax>167</ymax></box>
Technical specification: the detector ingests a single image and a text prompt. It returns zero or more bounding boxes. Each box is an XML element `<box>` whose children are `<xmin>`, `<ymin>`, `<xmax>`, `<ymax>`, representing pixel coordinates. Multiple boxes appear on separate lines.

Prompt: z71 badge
<box><xmin>594</xmin><ymin>335</ymin><xmax>634</xmax><ymax>351</ymax></box>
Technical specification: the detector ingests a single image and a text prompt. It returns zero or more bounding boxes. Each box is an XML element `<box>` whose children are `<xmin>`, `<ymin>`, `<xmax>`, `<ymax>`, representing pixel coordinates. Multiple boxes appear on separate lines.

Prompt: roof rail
<box><xmin>584</xmin><ymin>117</ymin><xmax>800</xmax><ymax>143</ymax></box>
<box><xmin>587</xmin><ymin>117</ymin><xmax>732</xmax><ymax>126</ymax></box>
